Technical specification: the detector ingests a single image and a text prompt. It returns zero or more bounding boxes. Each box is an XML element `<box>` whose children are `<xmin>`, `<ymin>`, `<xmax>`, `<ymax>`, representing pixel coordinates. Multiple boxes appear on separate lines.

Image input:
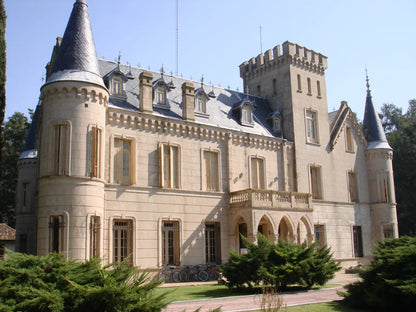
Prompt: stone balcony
<box><xmin>230</xmin><ymin>189</ymin><xmax>313</xmax><ymax>211</ymax></box>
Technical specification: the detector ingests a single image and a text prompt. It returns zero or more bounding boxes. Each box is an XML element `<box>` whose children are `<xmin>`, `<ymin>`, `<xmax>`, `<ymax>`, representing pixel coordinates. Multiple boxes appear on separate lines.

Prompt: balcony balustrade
<box><xmin>230</xmin><ymin>189</ymin><xmax>312</xmax><ymax>211</ymax></box>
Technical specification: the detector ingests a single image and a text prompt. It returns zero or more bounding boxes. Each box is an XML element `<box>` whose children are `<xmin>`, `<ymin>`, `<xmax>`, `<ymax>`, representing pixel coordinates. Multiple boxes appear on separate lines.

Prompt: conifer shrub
<box><xmin>0</xmin><ymin>252</ymin><xmax>170</xmax><ymax>312</ymax></box>
<box><xmin>340</xmin><ymin>236</ymin><xmax>416</xmax><ymax>311</ymax></box>
<box><xmin>222</xmin><ymin>233</ymin><xmax>340</xmax><ymax>290</ymax></box>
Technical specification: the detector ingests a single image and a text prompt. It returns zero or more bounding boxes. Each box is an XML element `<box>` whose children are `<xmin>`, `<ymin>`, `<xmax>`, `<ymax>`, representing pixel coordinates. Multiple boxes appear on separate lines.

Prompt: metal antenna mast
<box><xmin>259</xmin><ymin>25</ymin><xmax>263</xmax><ymax>54</ymax></box>
<box><xmin>175</xmin><ymin>0</ymin><xmax>179</xmax><ymax>76</ymax></box>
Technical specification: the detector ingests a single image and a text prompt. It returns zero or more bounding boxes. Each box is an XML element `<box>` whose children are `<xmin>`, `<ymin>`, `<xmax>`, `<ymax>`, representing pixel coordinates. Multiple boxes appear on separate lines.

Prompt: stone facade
<box><xmin>15</xmin><ymin>0</ymin><xmax>398</xmax><ymax>270</ymax></box>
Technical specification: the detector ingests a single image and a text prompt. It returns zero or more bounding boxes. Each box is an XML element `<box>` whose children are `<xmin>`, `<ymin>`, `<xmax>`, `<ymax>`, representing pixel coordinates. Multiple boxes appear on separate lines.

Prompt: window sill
<box><xmin>306</xmin><ymin>140</ymin><xmax>320</xmax><ymax>146</ymax></box>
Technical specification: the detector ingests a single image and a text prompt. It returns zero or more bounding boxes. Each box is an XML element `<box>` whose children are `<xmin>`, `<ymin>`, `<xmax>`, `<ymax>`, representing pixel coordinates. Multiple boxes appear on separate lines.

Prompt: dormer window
<box><xmin>267</xmin><ymin>111</ymin><xmax>282</xmax><ymax>136</ymax></box>
<box><xmin>232</xmin><ymin>99</ymin><xmax>255</xmax><ymax>127</ymax></box>
<box><xmin>273</xmin><ymin>116</ymin><xmax>281</xmax><ymax>133</ymax></box>
<box><xmin>196</xmin><ymin>94</ymin><xmax>206</xmax><ymax>113</ymax></box>
<box><xmin>153</xmin><ymin>79</ymin><xmax>170</xmax><ymax>109</ymax></box>
<box><xmin>156</xmin><ymin>85</ymin><xmax>166</xmax><ymax>105</ymax></box>
<box><xmin>194</xmin><ymin>89</ymin><xmax>210</xmax><ymax>117</ymax></box>
<box><xmin>242</xmin><ymin>106</ymin><xmax>252</xmax><ymax>124</ymax></box>
<box><xmin>112</xmin><ymin>76</ymin><xmax>123</xmax><ymax>95</ymax></box>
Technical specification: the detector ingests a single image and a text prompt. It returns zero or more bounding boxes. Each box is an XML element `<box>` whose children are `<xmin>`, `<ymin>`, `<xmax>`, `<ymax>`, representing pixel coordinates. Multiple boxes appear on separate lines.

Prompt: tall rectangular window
<box><xmin>157</xmin><ymin>86</ymin><xmax>166</xmax><ymax>105</ymax></box>
<box><xmin>90</xmin><ymin>216</ymin><xmax>100</xmax><ymax>258</ymax></box>
<box><xmin>316</xmin><ymin>80</ymin><xmax>321</xmax><ymax>97</ymax></box>
<box><xmin>22</xmin><ymin>182</ymin><xmax>29</xmax><ymax>211</ymax></box>
<box><xmin>251</xmin><ymin>157</ymin><xmax>265</xmax><ymax>189</ymax></box>
<box><xmin>345</xmin><ymin>126</ymin><xmax>354</xmax><ymax>152</ymax></box>
<box><xmin>307</xmin><ymin>77</ymin><xmax>312</xmax><ymax>95</ymax></box>
<box><xmin>353</xmin><ymin>226</ymin><xmax>363</xmax><ymax>257</ymax></box>
<box><xmin>205</xmin><ymin>222</ymin><xmax>221</xmax><ymax>264</ymax></box>
<box><xmin>306</xmin><ymin>110</ymin><xmax>318</xmax><ymax>144</ymax></box>
<box><xmin>91</xmin><ymin>127</ymin><xmax>102</xmax><ymax>178</ymax></box>
<box><xmin>204</xmin><ymin>151</ymin><xmax>219</xmax><ymax>191</ymax></box>
<box><xmin>49</xmin><ymin>215</ymin><xmax>65</xmax><ymax>253</ymax></box>
<box><xmin>162</xmin><ymin>221</ymin><xmax>180</xmax><ymax>266</ymax></box>
<box><xmin>114</xmin><ymin>139</ymin><xmax>131</xmax><ymax>185</ymax></box>
<box><xmin>54</xmin><ymin>124</ymin><xmax>68</xmax><ymax>175</ymax></box>
<box><xmin>113</xmin><ymin>219</ymin><xmax>133</xmax><ymax>265</ymax></box>
<box><xmin>314</xmin><ymin>225</ymin><xmax>325</xmax><ymax>248</ymax></box>
<box><xmin>161</xmin><ymin>144</ymin><xmax>179</xmax><ymax>188</ymax></box>
<box><xmin>348</xmin><ymin>171</ymin><xmax>359</xmax><ymax>202</ymax></box>
<box><xmin>297</xmin><ymin>74</ymin><xmax>302</xmax><ymax>92</ymax></box>
<box><xmin>310</xmin><ymin>166</ymin><xmax>322</xmax><ymax>199</ymax></box>
<box><xmin>379</xmin><ymin>175</ymin><xmax>390</xmax><ymax>203</ymax></box>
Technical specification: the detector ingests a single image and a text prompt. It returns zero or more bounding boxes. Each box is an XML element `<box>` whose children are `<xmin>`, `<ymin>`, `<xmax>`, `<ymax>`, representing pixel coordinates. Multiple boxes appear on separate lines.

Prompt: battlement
<box><xmin>239</xmin><ymin>41</ymin><xmax>328</xmax><ymax>78</ymax></box>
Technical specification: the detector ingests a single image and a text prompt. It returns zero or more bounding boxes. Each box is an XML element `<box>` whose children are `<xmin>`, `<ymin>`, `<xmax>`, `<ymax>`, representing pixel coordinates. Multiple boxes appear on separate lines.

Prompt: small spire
<box><xmin>201</xmin><ymin>74</ymin><xmax>204</xmax><ymax>86</ymax></box>
<box><xmin>365</xmin><ymin>67</ymin><xmax>371</xmax><ymax>96</ymax></box>
<box><xmin>160</xmin><ymin>64</ymin><xmax>165</xmax><ymax>77</ymax></box>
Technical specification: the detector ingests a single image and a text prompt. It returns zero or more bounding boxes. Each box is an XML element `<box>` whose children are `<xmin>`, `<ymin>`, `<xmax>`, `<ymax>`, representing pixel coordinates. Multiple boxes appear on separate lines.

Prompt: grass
<box><xmin>154</xmin><ymin>283</ymin><xmax>341</xmax><ymax>303</ymax></box>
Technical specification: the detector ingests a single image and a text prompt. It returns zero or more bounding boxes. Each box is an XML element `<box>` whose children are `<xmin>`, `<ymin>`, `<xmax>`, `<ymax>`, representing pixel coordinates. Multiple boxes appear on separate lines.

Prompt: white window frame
<box><xmin>250</xmin><ymin>156</ymin><xmax>266</xmax><ymax>189</ymax></box>
<box><xmin>309</xmin><ymin>164</ymin><xmax>323</xmax><ymax>199</ymax></box>
<box><xmin>201</xmin><ymin>149</ymin><xmax>221</xmax><ymax>192</ymax></box>
<box><xmin>111</xmin><ymin>135</ymin><xmax>136</xmax><ymax>185</ymax></box>
<box><xmin>305</xmin><ymin>108</ymin><xmax>319</xmax><ymax>144</ymax></box>
<box><xmin>160</xmin><ymin>143</ymin><xmax>181</xmax><ymax>189</ymax></box>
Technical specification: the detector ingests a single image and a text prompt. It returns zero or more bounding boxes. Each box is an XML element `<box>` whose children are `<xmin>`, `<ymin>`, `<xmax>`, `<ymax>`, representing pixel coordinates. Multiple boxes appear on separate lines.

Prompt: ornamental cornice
<box><xmin>365</xmin><ymin>149</ymin><xmax>393</xmax><ymax>160</ymax></box>
<box><xmin>106</xmin><ymin>109</ymin><xmax>289</xmax><ymax>151</ymax></box>
<box><xmin>40</xmin><ymin>85</ymin><xmax>108</xmax><ymax>105</ymax></box>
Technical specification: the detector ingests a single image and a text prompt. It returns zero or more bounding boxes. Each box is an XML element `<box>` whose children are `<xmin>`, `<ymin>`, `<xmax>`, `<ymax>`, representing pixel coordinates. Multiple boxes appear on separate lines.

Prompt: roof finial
<box><xmin>160</xmin><ymin>64</ymin><xmax>165</xmax><ymax>77</ymax></box>
<box><xmin>365</xmin><ymin>67</ymin><xmax>371</xmax><ymax>95</ymax></box>
<box><xmin>117</xmin><ymin>51</ymin><xmax>121</xmax><ymax>70</ymax></box>
<box><xmin>201</xmin><ymin>74</ymin><xmax>204</xmax><ymax>86</ymax></box>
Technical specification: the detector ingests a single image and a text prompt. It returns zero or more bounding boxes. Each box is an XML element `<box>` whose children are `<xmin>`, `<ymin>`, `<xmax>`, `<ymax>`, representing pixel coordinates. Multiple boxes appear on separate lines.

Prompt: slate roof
<box><xmin>362</xmin><ymin>86</ymin><xmax>391</xmax><ymax>149</ymax></box>
<box><xmin>100</xmin><ymin>60</ymin><xmax>276</xmax><ymax>137</ymax></box>
<box><xmin>47</xmin><ymin>0</ymin><xmax>104</xmax><ymax>88</ymax></box>
<box><xmin>0</xmin><ymin>224</ymin><xmax>15</xmax><ymax>241</ymax></box>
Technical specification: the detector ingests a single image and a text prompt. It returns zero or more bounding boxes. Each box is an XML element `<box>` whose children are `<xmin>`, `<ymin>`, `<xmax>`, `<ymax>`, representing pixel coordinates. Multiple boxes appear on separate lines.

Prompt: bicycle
<box><xmin>158</xmin><ymin>266</ymin><xmax>180</xmax><ymax>283</ymax></box>
<box><xmin>197</xmin><ymin>265</ymin><xmax>220</xmax><ymax>281</ymax></box>
<box><xmin>178</xmin><ymin>265</ymin><xmax>199</xmax><ymax>282</ymax></box>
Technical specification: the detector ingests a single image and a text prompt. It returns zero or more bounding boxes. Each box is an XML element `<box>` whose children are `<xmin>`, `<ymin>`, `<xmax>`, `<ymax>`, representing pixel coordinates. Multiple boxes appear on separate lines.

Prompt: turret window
<box><xmin>297</xmin><ymin>74</ymin><xmax>302</xmax><ymax>92</ymax></box>
<box><xmin>49</xmin><ymin>215</ymin><xmax>65</xmax><ymax>253</ymax></box>
<box><xmin>317</xmin><ymin>80</ymin><xmax>322</xmax><ymax>98</ymax></box>
<box><xmin>90</xmin><ymin>127</ymin><xmax>102</xmax><ymax>178</ymax></box>
<box><xmin>54</xmin><ymin>123</ymin><xmax>69</xmax><ymax>175</ymax></box>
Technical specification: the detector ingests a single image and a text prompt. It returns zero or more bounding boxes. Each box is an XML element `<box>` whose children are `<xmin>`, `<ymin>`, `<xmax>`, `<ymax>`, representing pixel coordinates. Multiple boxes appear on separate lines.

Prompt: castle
<box><xmin>15</xmin><ymin>0</ymin><xmax>398</xmax><ymax>269</ymax></box>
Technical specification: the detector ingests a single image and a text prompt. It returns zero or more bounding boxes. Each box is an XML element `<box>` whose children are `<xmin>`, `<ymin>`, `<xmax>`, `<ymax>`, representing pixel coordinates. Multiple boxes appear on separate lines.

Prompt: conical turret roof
<box><xmin>362</xmin><ymin>75</ymin><xmax>391</xmax><ymax>149</ymax></box>
<box><xmin>46</xmin><ymin>0</ymin><xmax>104</xmax><ymax>87</ymax></box>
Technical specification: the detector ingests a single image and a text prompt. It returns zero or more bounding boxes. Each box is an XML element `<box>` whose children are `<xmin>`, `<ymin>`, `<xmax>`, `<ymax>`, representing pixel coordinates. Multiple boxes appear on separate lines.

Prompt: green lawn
<box><xmin>154</xmin><ymin>283</ymin><xmax>341</xmax><ymax>303</ymax></box>
<box><xmin>269</xmin><ymin>302</ymin><xmax>367</xmax><ymax>312</ymax></box>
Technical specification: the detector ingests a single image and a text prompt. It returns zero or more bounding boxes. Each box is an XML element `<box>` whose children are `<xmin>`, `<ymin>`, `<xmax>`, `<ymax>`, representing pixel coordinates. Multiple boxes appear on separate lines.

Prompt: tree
<box><xmin>380</xmin><ymin>100</ymin><xmax>416</xmax><ymax>235</ymax></box>
<box><xmin>340</xmin><ymin>236</ymin><xmax>416</xmax><ymax>311</ymax></box>
<box><xmin>0</xmin><ymin>112</ymin><xmax>30</xmax><ymax>226</ymax></box>
<box><xmin>0</xmin><ymin>252</ymin><xmax>171</xmax><ymax>312</ymax></box>
<box><xmin>222</xmin><ymin>234</ymin><xmax>340</xmax><ymax>290</ymax></box>
<box><xmin>0</xmin><ymin>0</ymin><xmax>6</xmax><ymax>207</ymax></box>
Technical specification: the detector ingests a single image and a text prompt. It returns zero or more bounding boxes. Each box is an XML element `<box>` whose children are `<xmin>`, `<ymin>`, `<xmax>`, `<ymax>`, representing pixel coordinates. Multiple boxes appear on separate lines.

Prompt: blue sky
<box><xmin>4</xmin><ymin>0</ymin><xmax>416</xmax><ymax>121</ymax></box>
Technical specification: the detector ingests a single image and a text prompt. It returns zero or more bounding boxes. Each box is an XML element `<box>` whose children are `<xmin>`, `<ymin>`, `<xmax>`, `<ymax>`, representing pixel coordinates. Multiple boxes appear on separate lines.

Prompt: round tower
<box><xmin>363</xmin><ymin>75</ymin><xmax>399</xmax><ymax>243</ymax></box>
<box><xmin>37</xmin><ymin>0</ymin><xmax>109</xmax><ymax>260</ymax></box>
<box><xmin>15</xmin><ymin>105</ymin><xmax>40</xmax><ymax>255</ymax></box>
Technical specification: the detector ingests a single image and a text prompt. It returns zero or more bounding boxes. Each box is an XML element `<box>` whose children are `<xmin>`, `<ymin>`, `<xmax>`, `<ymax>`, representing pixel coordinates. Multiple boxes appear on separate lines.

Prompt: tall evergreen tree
<box><xmin>0</xmin><ymin>112</ymin><xmax>30</xmax><ymax>226</ymax></box>
<box><xmin>0</xmin><ymin>0</ymin><xmax>6</xmax><ymax>190</ymax></box>
<box><xmin>380</xmin><ymin>100</ymin><xmax>416</xmax><ymax>236</ymax></box>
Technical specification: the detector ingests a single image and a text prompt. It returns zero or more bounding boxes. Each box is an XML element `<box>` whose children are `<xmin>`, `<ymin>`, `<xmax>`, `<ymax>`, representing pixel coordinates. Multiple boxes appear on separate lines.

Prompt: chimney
<box><xmin>182</xmin><ymin>82</ymin><xmax>195</xmax><ymax>121</ymax></box>
<box><xmin>139</xmin><ymin>71</ymin><xmax>153</xmax><ymax>113</ymax></box>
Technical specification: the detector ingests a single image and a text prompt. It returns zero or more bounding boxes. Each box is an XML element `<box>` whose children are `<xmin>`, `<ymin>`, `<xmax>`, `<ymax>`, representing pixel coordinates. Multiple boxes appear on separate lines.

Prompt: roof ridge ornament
<box><xmin>365</xmin><ymin>67</ymin><xmax>371</xmax><ymax>96</ymax></box>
